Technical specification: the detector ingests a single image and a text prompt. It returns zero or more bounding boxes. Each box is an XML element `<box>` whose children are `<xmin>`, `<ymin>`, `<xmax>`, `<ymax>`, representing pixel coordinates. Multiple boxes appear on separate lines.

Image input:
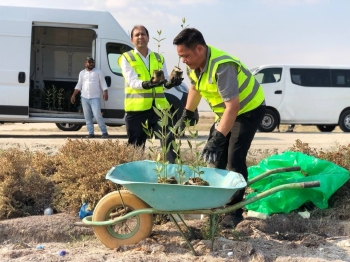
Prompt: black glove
<box><xmin>164</xmin><ymin>77</ymin><xmax>183</xmax><ymax>89</ymax></box>
<box><xmin>175</xmin><ymin>109</ymin><xmax>195</xmax><ymax>133</ymax></box>
<box><xmin>201</xmin><ymin>129</ymin><xmax>228</xmax><ymax>164</ymax></box>
<box><xmin>142</xmin><ymin>77</ymin><xmax>162</xmax><ymax>90</ymax></box>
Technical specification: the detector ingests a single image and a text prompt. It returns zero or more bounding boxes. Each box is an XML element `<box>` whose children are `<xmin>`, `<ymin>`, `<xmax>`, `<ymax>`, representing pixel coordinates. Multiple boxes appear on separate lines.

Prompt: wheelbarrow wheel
<box><xmin>92</xmin><ymin>190</ymin><xmax>153</xmax><ymax>249</ymax></box>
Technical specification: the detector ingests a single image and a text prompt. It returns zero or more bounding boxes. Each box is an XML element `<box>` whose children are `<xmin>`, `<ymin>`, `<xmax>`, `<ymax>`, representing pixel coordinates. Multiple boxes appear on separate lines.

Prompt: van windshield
<box><xmin>254</xmin><ymin>68</ymin><xmax>282</xmax><ymax>84</ymax></box>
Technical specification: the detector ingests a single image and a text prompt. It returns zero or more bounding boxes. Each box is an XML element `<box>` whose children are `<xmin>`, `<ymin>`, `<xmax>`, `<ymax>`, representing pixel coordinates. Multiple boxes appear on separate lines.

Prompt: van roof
<box><xmin>0</xmin><ymin>5</ymin><xmax>129</xmax><ymax>40</ymax></box>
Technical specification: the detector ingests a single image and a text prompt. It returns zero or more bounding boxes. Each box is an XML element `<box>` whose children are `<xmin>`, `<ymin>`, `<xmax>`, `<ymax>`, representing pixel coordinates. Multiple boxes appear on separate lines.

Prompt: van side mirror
<box><xmin>105</xmin><ymin>76</ymin><xmax>111</xmax><ymax>87</ymax></box>
<box><xmin>18</xmin><ymin>72</ymin><xmax>26</xmax><ymax>83</ymax></box>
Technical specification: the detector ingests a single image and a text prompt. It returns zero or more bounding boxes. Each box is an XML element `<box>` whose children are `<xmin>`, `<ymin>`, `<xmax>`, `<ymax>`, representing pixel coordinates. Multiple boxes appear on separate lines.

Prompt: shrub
<box><xmin>0</xmin><ymin>148</ymin><xmax>54</xmax><ymax>219</ymax></box>
<box><xmin>52</xmin><ymin>139</ymin><xmax>145</xmax><ymax>213</ymax></box>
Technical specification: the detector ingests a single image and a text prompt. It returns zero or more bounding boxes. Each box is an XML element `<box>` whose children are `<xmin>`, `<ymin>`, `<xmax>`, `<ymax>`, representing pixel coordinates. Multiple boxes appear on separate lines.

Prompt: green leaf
<box><xmin>161</xmin><ymin>147</ymin><xmax>167</xmax><ymax>154</ymax></box>
<box><xmin>157</xmin><ymin>120</ymin><xmax>164</xmax><ymax>128</ymax></box>
<box><xmin>162</xmin><ymin>115</ymin><xmax>168</xmax><ymax>126</ymax></box>
<box><xmin>153</xmin><ymin>107</ymin><xmax>162</xmax><ymax>117</ymax></box>
<box><xmin>187</xmin><ymin>140</ymin><xmax>193</xmax><ymax>149</ymax></box>
<box><xmin>142</xmin><ymin>120</ymin><xmax>149</xmax><ymax>128</ymax></box>
<box><xmin>154</xmin><ymin>132</ymin><xmax>162</xmax><ymax>140</ymax></box>
<box><xmin>198</xmin><ymin>141</ymin><xmax>206</xmax><ymax>147</ymax></box>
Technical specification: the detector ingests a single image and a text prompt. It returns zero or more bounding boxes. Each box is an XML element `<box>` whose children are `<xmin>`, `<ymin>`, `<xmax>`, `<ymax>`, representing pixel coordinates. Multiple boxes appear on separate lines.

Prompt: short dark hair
<box><xmin>173</xmin><ymin>28</ymin><xmax>206</xmax><ymax>49</ymax></box>
<box><xmin>130</xmin><ymin>25</ymin><xmax>149</xmax><ymax>38</ymax></box>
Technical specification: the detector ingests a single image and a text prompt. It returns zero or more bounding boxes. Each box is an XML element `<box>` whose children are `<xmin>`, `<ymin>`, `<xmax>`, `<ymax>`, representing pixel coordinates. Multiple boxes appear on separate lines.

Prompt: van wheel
<box><xmin>339</xmin><ymin>109</ymin><xmax>350</xmax><ymax>132</ymax></box>
<box><xmin>55</xmin><ymin>123</ymin><xmax>83</xmax><ymax>131</ymax></box>
<box><xmin>316</xmin><ymin>125</ymin><xmax>336</xmax><ymax>132</ymax></box>
<box><xmin>258</xmin><ymin>109</ymin><xmax>278</xmax><ymax>132</ymax></box>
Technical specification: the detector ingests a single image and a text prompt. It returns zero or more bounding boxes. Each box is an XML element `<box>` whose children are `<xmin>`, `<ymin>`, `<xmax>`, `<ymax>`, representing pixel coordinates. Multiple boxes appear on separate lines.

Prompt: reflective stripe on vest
<box><xmin>189</xmin><ymin>46</ymin><xmax>264</xmax><ymax>119</ymax></box>
<box><xmin>118</xmin><ymin>50</ymin><xmax>169</xmax><ymax>112</ymax></box>
<box><xmin>125</xmin><ymin>93</ymin><xmax>166</xmax><ymax>99</ymax></box>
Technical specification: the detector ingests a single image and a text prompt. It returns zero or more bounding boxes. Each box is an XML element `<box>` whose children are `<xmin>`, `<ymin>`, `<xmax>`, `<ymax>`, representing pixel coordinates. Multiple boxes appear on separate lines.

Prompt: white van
<box><xmin>252</xmin><ymin>64</ymin><xmax>350</xmax><ymax>133</ymax></box>
<box><xmin>0</xmin><ymin>6</ymin><xmax>197</xmax><ymax>131</ymax></box>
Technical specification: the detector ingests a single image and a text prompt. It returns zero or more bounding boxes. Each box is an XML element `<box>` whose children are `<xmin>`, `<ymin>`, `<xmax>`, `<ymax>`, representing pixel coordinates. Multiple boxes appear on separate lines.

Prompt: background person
<box><xmin>173</xmin><ymin>28</ymin><xmax>266</xmax><ymax>228</ymax></box>
<box><xmin>71</xmin><ymin>56</ymin><xmax>109</xmax><ymax>138</ymax></box>
<box><xmin>118</xmin><ymin>25</ymin><xmax>182</xmax><ymax>163</ymax></box>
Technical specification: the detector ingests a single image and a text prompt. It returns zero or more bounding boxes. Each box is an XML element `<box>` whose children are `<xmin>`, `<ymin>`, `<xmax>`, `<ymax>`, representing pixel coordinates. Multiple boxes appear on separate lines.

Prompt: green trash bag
<box><xmin>245</xmin><ymin>151</ymin><xmax>349</xmax><ymax>215</ymax></box>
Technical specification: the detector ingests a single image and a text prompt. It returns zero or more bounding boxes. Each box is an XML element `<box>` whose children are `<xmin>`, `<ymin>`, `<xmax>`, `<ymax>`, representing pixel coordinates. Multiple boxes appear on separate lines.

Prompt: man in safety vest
<box><xmin>173</xmin><ymin>28</ymin><xmax>266</xmax><ymax>228</ymax></box>
<box><xmin>119</xmin><ymin>25</ymin><xmax>183</xmax><ymax>163</ymax></box>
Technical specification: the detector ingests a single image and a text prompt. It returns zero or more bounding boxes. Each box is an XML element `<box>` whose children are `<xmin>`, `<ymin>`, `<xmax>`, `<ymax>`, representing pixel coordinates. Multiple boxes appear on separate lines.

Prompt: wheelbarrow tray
<box><xmin>106</xmin><ymin>160</ymin><xmax>247</xmax><ymax>211</ymax></box>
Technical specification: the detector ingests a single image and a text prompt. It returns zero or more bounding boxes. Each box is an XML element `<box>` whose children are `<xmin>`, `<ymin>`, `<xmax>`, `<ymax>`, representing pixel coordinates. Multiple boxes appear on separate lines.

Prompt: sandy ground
<box><xmin>1</xmin><ymin>121</ymin><xmax>350</xmax><ymax>155</ymax></box>
<box><xmin>0</xmin><ymin>119</ymin><xmax>350</xmax><ymax>261</ymax></box>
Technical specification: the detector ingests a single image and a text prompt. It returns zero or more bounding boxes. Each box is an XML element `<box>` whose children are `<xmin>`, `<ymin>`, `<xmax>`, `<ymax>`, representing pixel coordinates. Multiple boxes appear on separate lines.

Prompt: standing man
<box><xmin>118</xmin><ymin>25</ymin><xmax>182</xmax><ymax>163</ymax></box>
<box><xmin>71</xmin><ymin>56</ymin><xmax>109</xmax><ymax>139</ymax></box>
<box><xmin>173</xmin><ymin>28</ymin><xmax>266</xmax><ymax>228</ymax></box>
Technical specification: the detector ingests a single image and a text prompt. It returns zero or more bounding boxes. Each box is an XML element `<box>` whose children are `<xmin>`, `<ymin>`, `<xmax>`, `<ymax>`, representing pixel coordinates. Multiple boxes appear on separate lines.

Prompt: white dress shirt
<box><xmin>75</xmin><ymin>68</ymin><xmax>108</xmax><ymax>99</ymax></box>
<box><xmin>119</xmin><ymin>48</ymin><xmax>169</xmax><ymax>90</ymax></box>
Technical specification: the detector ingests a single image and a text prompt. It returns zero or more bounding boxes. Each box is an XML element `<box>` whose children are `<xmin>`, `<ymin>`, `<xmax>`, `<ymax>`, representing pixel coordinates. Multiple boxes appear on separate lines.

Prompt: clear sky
<box><xmin>1</xmin><ymin>0</ymin><xmax>349</xmax><ymax>110</ymax></box>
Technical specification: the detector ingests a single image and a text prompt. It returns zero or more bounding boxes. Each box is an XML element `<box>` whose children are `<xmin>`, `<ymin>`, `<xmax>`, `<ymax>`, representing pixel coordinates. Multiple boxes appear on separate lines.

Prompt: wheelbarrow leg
<box><xmin>209</xmin><ymin>214</ymin><xmax>220</xmax><ymax>252</ymax></box>
<box><xmin>174</xmin><ymin>214</ymin><xmax>196</xmax><ymax>240</ymax></box>
<box><xmin>168</xmin><ymin>214</ymin><xmax>198</xmax><ymax>256</ymax></box>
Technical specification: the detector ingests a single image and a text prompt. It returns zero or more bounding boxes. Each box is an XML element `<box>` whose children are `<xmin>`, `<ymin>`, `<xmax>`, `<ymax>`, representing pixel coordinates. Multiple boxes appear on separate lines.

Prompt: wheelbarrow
<box><xmin>82</xmin><ymin>160</ymin><xmax>320</xmax><ymax>256</ymax></box>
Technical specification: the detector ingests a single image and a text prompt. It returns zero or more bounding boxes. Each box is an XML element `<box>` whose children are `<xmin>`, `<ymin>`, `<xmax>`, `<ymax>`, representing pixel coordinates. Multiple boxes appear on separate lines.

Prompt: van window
<box><xmin>331</xmin><ymin>69</ymin><xmax>350</xmax><ymax>87</ymax></box>
<box><xmin>106</xmin><ymin>43</ymin><xmax>132</xmax><ymax>76</ymax></box>
<box><xmin>254</xmin><ymin>68</ymin><xmax>282</xmax><ymax>84</ymax></box>
<box><xmin>290</xmin><ymin>68</ymin><xmax>331</xmax><ymax>87</ymax></box>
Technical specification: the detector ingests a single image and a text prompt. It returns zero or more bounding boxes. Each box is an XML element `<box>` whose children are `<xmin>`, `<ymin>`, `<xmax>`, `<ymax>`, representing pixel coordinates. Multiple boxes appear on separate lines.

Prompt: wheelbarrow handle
<box><xmin>303</xmin><ymin>181</ymin><xmax>321</xmax><ymax>188</ymax></box>
<box><xmin>247</xmin><ymin>166</ymin><xmax>301</xmax><ymax>186</ymax></box>
<box><xmin>283</xmin><ymin>166</ymin><xmax>301</xmax><ymax>172</ymax></box>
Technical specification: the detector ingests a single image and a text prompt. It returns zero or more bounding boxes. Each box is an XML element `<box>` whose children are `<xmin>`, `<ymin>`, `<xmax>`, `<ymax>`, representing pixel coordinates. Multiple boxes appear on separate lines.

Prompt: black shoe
<box><xmin>87</xmin><ymin>134</ymin><xmax>95</xmax><ymax>138</ymax></box>
<box><xmin>220</xmin><ymin>212</ymin><xmax>244</xmax><ymax>229</ymax></box>
<box><xmin>101</xmin><ymin>133</ymin><xmax>109</xmax><ymax>139</ymax></box>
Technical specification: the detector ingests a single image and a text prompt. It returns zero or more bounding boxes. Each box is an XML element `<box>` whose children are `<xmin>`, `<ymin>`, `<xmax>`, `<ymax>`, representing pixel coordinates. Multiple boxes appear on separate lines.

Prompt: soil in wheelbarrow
<box><xmin>160</xmin><ymin>176</ymin><xmax>209</xmax><ymax>186</ymax></box>
<box><xmin>1</xmin><ymin>212</ymin><xmax>350</xmax><ymax>261</ymax></box>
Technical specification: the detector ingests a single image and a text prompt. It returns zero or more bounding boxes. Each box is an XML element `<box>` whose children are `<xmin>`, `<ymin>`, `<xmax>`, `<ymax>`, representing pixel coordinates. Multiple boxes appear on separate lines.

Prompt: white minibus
<box><xmin>252</xmin><ymin>64</ymin><xmax>350</xmax><ymax>132</ymax></box>
<box><xmin>0</xmin><ymin>6</ymin><xmax>197</xmax><ymax>131</ymax></box>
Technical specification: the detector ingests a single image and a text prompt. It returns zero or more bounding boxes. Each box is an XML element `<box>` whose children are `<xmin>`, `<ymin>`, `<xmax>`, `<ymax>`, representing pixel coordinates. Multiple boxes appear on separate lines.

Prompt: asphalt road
<box><xmin>0</xmin><ymin>123</ymin><xmax>349</xmax><ymax>153</ymax></box>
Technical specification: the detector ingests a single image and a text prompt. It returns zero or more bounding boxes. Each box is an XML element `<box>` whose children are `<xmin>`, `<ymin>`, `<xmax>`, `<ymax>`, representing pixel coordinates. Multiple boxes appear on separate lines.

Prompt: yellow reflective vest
<box><xmin>118</xmin><ymin>50</ymin><xmax>169</xmax><ymax>112</ymax></box>
<box><xmin>189</xmin><ymin>45</ymin><xmax>264</xmax><ymax>119</ymax></box>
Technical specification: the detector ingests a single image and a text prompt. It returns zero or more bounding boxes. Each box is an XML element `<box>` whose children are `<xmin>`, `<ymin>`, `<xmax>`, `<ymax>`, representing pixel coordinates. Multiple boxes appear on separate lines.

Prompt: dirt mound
<box><xmin>0</xmin><ymin>213</ymin><xmax>350</xmax><ymax>261</ymax></box>
<box><xmin>0</xmin><ymin>213</ymin><xmax>93</xmax><ymax>244</ymax></box>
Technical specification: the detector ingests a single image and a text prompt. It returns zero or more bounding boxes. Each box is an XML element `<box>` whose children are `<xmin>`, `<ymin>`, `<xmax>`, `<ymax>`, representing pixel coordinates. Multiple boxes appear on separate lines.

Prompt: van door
<box><xmin>0</xmin><ymin>19</ymin><xmax>31</xmax><ymax>119</ymax></box>
<box><xmin>254</xmin><ymin>67</ymin><xmax>284</xmax><ymax>109</ymax></box>
<box><xmin>99</xmin><ymin>39</ymin><xmax>133</xmax><ymax>122</ymax></box>
<box><xmin>286</xmin><ymin>68</ymin><xmax>331</xmax><ymax>123</ymax></box>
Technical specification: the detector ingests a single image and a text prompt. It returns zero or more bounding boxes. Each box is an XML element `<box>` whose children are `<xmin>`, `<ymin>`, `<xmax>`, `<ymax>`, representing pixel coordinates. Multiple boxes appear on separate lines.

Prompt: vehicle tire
<box><xmin>92</xmin><ymin>191</ymin><xmax>153</xmax><ymax>249</ymax></box>
<box><xmin>339</xmin><ymin>109</ymin><xmax>350</xmax><ymax>132</ymax></box>
<box><xmin>55</xmin><ymin>123</ymin><xmax>83</xmax><ymax>131</ymax></box>
<box><xmin>316</xmin><ymin>125</ymin><xmax>336</xmax><ymax>132</ymax></box>
<box><xmin>258</xmin><ymin>109</ymin><xmax>278</xmax><ymax>132</ymax></box>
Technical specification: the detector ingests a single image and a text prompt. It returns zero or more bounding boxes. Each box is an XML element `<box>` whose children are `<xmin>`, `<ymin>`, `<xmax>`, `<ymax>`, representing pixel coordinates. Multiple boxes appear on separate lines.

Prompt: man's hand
<box><xmin>175</xmin><ymin>109</ymin><xmax>195</xmax><ymax>134</ymax></box>
<box><xmin>70</xmin><ymin>95</ymin><xmax>76</xmax><ymax>104</ymax></box>
<box><xmin>164</xmin><ymin>77</ymin><xmax>183</xmax><ymax>89</ymax></box>
<box><xmin>103</xmin><ymin>90</ymin><xmax>108</xmax><ymax>101</ymax></box>
<box><xmin>142</xmin><ymin>77</ymin><xmax>163</xmax><ymax>90</ymax></box>
<box><xmin>201</xmin><ymin>130</ymin><xmax>228</xmax><ymax>164</ymax></box>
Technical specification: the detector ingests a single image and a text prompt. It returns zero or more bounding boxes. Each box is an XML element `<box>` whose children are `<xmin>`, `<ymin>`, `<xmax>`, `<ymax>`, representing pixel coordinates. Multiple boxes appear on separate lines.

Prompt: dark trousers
<box><xmin>209</xmin><ymin>104</ymin><xmax>266</xmax><ymax>214</ymax></box>
<box><xmin>125</xmin><ymin>109</ymin><xmax>176</xmax><ymax>164</ymax></box>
